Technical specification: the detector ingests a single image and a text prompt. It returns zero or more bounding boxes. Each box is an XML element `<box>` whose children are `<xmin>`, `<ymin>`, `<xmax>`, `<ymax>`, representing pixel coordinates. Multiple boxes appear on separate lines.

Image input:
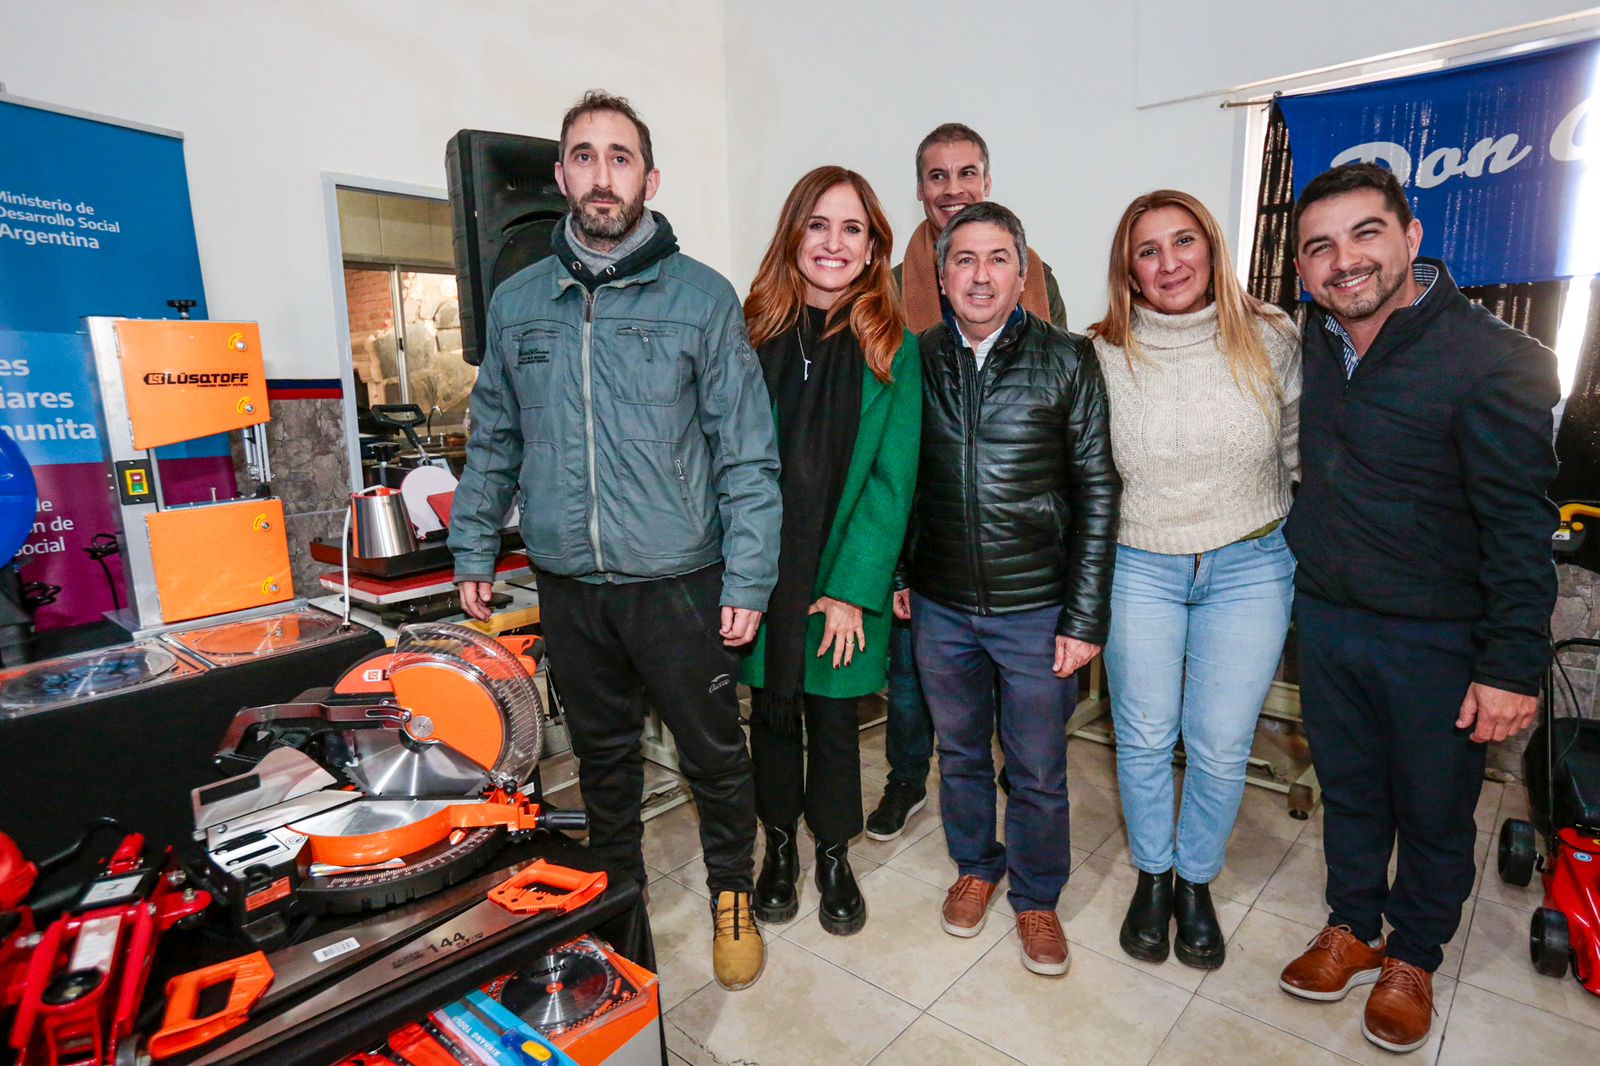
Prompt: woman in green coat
<box><xmin>740</xmin><ymin>166</ymin><xmax>921</xmax><ymax>936</ymax></box>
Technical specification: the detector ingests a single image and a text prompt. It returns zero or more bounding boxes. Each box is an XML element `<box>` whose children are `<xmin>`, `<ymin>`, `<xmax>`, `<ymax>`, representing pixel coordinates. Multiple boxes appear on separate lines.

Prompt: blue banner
<box><xmin>0</xmin><ymin>98</ymin><xmax>232</xmax><ymax>628</ymax></box>
<box><xmin>1278</xmin><ymin>39</ymin><xmax>1600</xmax><ymax>287</ymax></box>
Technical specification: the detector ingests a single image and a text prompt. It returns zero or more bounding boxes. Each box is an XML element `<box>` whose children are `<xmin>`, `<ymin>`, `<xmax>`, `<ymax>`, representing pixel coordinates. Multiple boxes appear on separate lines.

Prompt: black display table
<box><xmin>0</xmin><ymin>621</ymin><xmax>386</xmax><ymax>903</ymax></box>
<box><xmin>155</xmin><ymin>833</ymin><xmax>654</xmax><ymax>1065</ymax></box>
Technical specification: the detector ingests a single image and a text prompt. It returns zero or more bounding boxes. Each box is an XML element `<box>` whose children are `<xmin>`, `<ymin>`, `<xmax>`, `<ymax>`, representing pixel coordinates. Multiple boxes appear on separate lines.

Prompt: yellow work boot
<box><xmin>711</xmin><ymin>890</ymin><xmax>765</xmax><ymax>990</ymax></box>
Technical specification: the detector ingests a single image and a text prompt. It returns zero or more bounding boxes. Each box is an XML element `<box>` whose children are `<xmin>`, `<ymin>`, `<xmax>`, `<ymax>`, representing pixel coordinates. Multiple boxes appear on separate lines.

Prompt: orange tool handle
<box><xmin>488</xmin><ymin>859</ymin><xmax>608</xmax><ymax>914</ymax></box>
<box><xmin>494</xmin><ymin>634</ymin><xmax>544</xmax><ymax>676</ymax></box>
<box><xmin>1560</xmin><ymin>502</ymin><xmax>1600</xmax><ymax>527</ymax></box>
<box><xmin>147</xmin><ymin>951</ymin><xmax>274</xmax><ymax>1059</ymax></box>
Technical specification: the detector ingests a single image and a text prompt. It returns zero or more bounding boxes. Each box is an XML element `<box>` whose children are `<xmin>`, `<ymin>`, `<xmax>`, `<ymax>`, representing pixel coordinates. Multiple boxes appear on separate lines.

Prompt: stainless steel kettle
<box><xmin>349</xmin><ymin>486</ymin><xmax>418</xmax><ymax>559</ymax></box>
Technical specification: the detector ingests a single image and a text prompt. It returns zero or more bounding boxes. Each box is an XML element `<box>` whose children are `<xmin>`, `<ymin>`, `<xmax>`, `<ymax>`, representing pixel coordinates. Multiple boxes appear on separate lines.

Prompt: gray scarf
<box><xmin>565</xmin><ymin>209</ymin><xmax>658</xmax><ymax>277</ymax></box>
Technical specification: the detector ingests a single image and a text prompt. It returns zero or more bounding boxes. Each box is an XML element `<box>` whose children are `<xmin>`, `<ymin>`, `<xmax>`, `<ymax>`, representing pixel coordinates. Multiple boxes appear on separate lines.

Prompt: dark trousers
<box><xmin>749</xmin><ymin>691</ymin><xmax>864</xmax><ymax>842</ymax></box>
<box><xmin>1297</xmin><ymin>593</ymin><xmax>1485</xmax><ymax>971</ymax></box>
<box><xmin>538</xmin><ymin>565</ymin><xmax>755</xmax><ymax>894</ymax></box>
<box><xmin>884</xmin><ymin>619</ymin><xmax>934</xmax><ymax>789</ymax></box>
<box><xmin>912</xmin><ymin>593</ymin><xmax>1076</xmax><ymax>913</ymax></box>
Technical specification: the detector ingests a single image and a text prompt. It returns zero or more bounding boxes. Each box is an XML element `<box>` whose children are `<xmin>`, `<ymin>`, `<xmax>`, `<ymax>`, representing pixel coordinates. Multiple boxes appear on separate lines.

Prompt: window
<box><xmin>1245</xmin><ymin>104</ymin><xmax>1573</xmax><ymax>351</ymax></box>
<box><xmin>337</xmin><ymin>188</ymin><xmax>476</xmax><ymax>437</ymax></box>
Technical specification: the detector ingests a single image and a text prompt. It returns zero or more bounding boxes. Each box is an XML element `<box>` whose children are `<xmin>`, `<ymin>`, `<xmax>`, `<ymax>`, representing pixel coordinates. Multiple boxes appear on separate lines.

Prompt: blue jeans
<box><xmin>884</xmin><ymin>618</ymin><xmax>933</xmax><ymax>788</ymax></box>
<box><xmin>1102</xmin><ymin>528</ymin><xmax>1295</xmax><ymax>883</ymax></box>
<box><xmin>911</xmin><ymin>594</ymin><xmax>1076</xmax><ymax>913</ymax></box>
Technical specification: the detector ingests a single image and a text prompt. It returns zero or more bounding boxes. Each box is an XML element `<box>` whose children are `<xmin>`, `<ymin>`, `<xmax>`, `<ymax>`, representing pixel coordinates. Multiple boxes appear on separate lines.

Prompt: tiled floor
<box><xmin>644</xmin><ymin>727</ymin><xmax>1600</xmax><ymax>1065</ymax></box>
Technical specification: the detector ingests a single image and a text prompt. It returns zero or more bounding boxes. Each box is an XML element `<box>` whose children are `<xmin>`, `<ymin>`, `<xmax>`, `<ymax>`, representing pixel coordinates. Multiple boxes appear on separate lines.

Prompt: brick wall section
<box><xmin>344</xmin><ymin>269</ymin><xmax>393</xmax><ymax>336</ymax></box>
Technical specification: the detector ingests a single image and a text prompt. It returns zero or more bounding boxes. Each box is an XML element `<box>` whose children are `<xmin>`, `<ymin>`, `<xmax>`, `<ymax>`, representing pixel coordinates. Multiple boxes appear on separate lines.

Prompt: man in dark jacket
<box><xmin>1277</xmin><ymin>163</ymin><xmax>1558</xmax><ymax>1053</ymax></box>
<box><xmin>449</xmin><ymin>91</ymin><xmax>781</xmax><ymax>991</ymax></box>
<box><xmin>896</xmin><ymin>201</ymin><xmax>1118</xmax><ymax>976</ymax></box>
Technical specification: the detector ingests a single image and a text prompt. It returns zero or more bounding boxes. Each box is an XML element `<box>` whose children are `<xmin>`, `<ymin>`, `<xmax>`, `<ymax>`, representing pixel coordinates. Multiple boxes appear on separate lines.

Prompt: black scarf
<box><xmin>754</xmin><ymin>304</ymin><xmax>864</xmax><ymax>732</ymax></box>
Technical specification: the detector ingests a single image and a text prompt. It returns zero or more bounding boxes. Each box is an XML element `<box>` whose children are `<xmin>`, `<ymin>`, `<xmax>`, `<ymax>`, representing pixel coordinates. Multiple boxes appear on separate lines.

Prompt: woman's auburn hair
<box><xmin>1088</xmin><ymin>188</ymin><xmax>1296</xmax><ymax>412</ymax></box>
<box><xmin>744</xmin><ymin>166</ymin><xmax>905</xmax><ymax>384</ymax></box>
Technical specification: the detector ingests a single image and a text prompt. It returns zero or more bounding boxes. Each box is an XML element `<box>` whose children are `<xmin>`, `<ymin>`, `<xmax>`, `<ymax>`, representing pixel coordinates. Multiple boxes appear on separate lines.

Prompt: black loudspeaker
<box><xmin>447</xmin><ymin>129</ymin><xmax>566</xmax><ymax>366</ymax></box>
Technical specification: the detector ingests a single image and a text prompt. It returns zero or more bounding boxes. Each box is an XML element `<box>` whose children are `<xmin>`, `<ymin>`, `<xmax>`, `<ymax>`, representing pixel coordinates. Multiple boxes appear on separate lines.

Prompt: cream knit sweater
<box><xmin>1094</xmin><ymin>303</ymin><xmax>1301</xmax><ymax>554</ymax></box>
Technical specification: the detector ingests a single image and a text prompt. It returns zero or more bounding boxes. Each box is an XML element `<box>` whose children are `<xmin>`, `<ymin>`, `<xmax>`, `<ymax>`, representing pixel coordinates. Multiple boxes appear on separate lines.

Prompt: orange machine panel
<box><xmin>113</xmin><ymin>320</ymin><xmax>270</xmax><ymax>450</ymax></box>
<box><xmin>146</xmin><ymin>499</ymin><xmax>292</xmax><ymax>623</ymax></box>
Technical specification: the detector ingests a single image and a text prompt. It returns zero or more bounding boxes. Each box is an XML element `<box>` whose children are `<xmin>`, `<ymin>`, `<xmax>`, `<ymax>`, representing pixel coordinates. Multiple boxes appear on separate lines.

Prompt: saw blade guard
<box><xmin>388</xmin><ymin>622</ymin><xmax>543</xmax><ymax>789</ymax></box>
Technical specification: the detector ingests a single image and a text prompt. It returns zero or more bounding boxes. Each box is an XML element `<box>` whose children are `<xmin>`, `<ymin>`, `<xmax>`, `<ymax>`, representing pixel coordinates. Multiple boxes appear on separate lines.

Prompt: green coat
<box><xmin>739</xmin><ymin>331</ymin><xmax>922</xmax><ymax>698</ymax></box>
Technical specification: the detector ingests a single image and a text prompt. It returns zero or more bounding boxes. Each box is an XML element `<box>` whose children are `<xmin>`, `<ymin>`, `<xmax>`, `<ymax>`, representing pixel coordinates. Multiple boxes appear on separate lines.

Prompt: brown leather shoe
<box><xmin>940</xmin><ymin>875</ymin><xmax>997</xmax><ymax>937</ymax></box>
<box><xmin>1362</xmin><ymin>957</ymin><xmax>1434</xmax><ymax>1053</ymax></box>
<box><xmin>1278</xmin><ymin>924</ymin><xmax>1385</xmax><ymax>1001</ymax></box>
<box><xmin>1017</xmin><ymin>910</ymin><xmax>1070</xmax><ymax>976</ymax></box>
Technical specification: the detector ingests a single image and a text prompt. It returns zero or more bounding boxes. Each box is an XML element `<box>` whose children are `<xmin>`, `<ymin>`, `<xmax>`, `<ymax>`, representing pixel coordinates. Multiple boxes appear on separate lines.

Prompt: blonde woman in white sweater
<box><xmin>1090</xmin><ymin>190</ymin><xmax>1300</xmax><ymax>971</ymax></box>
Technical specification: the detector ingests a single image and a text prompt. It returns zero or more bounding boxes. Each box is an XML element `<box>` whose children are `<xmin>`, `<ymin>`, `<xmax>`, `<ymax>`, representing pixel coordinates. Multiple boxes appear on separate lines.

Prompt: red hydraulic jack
<box><xmin>6</xmin><ymin>831</ymin><xmax>210</xmax><ymax>1066</ymax></box>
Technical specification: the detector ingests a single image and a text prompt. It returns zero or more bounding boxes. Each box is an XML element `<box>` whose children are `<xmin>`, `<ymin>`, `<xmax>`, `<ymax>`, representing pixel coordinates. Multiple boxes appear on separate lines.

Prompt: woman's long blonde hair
<box><xmin>1089</xmin><ymin>189</ymin><xmax>1294</xmax><ymax>411</ymax></box>
<box><xmin>744</xmin><ymin>166</ymin><xmax>904</xmax><ymax>384</ymax></box>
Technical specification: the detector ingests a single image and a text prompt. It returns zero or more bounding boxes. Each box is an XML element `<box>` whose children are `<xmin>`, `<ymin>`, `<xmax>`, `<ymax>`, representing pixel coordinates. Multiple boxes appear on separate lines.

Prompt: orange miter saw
<box><xmin>192</xmin><ymin>623</ymin><xmax>583</xmax><ymax>949</ymax></box>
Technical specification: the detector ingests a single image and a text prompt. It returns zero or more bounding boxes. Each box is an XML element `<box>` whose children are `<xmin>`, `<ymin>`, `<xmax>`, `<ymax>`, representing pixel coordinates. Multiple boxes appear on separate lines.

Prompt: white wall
<box><xmin>4</xmin><ymin>0</ymin><xmax>1596</xmax><ymax>377</ymax></box>
<box><xmin>0</xmin><ymin>0</ymin><xmax>733</xmax><ymax>379</ymax></box>
<box><xmin>1136</xmin><ymin>0</ymin><xmax>1597</xmax><ymax>106</ymax></box>
<box><xmin>723</xmin><ymin>0</ymin><xmax>1599</xmax><ymax>330</ymax></box>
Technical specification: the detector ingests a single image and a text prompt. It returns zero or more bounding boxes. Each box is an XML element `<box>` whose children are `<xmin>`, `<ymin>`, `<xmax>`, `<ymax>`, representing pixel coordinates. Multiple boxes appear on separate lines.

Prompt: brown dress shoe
<box><xmin>1278</xmin><ymin>924</ymin><xmax>1385</xmax><ymax>1001</ymax></box>
<box><xmin>1017</xmin><ymin>910</ymin><xmax>1070</xmax><ymax>976</ymax></box>
<box><xmin>940</xmin><ymin>875</ymin><xmax>997</xmax><ymax>937</ymax></box>
<box><xmin>1363</xmin><ymin>957</ymin><xmax>1434</xmax><ymax>1053</ymax></box>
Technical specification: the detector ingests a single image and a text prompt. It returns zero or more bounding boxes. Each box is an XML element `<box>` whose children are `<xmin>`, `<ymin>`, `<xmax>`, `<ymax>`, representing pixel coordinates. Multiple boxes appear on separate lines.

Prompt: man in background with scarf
<box><xmin>868</xmin><ymin>122</ymin><xmax>1070</xmax><ymax>842</ymax></box>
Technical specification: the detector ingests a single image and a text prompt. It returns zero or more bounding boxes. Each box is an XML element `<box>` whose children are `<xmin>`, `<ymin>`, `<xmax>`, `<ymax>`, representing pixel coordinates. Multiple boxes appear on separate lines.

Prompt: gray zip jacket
<box><xmin>448</xmin><ymin>214</ymin><xmax>781</xmax><ymax>611</ymax></box>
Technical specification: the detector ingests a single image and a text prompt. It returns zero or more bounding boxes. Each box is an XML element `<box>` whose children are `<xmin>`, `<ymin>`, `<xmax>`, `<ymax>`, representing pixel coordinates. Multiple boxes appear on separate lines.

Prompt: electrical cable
<box><xmin>341</xmin><ymin>497</ymin><xmax>355</xmax><ymax>628</ymax></box>
<box><xmin>1550</xmin><ymin>642</ymin><xmax>1590</xmax><ymax>772</ymax></box>
<box><xmin>85</xmin><ymin>533</ymin><xmax>121</xmax><ymax>611</ymax></box>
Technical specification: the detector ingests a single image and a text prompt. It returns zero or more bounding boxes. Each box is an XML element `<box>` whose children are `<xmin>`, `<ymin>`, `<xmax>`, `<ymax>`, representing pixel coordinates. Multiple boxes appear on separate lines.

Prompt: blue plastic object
<box><xmin>0</xmin><ymin>434</ymin><xmax>39</xmax><ymax>567</ymax></box>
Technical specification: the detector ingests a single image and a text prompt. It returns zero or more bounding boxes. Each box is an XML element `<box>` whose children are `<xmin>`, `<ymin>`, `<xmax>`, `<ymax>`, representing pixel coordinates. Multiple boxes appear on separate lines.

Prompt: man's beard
<box><xmin>1323</xmin><ymin>262</ymin><xmax>1405</xmax><ymax>320</ymax></box>
<box><xmin>569</xmin><ymin>185</ymin><xmax>647</xmax><ymax>249</ymax></box>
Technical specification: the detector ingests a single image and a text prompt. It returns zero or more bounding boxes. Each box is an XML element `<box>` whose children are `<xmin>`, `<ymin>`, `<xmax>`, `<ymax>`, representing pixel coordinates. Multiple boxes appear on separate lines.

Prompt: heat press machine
<box><xmin>84</xmin><ymin>311</ymin><xmax>292</xmax><ymax>637</ymax></box>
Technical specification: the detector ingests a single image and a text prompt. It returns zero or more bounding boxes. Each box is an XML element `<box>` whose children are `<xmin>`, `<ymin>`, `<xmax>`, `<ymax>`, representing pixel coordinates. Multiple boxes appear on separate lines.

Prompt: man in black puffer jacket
<box><xmin>893</xmin><ymin>202</ymin><xmax>1119</xmax><ymax>976</ymax></box>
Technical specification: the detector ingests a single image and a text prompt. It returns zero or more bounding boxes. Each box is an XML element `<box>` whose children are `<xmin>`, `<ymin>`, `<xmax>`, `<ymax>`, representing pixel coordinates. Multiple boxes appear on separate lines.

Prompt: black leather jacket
<box><xmin>907</xmin><ymin>309</ymin><xmax>1120</xmax><ymax>642</ymax></box>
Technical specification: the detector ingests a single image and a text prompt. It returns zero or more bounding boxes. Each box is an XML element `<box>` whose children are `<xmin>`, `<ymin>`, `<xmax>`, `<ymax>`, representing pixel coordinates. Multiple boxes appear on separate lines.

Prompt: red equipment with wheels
<box><xmin>5</xmin><ymin>832</ymin><xmax>210</xmax><ymax>1065</ymax></box>
<box><xmin>1497</xmin><ymin>636</ymin><xmax>1600</xmax><ymax>996</ymax></box>
<box><xmin>1</xmin><ymin>830</ymin><xmax>40</xmax><ymax>1012</ymax></box>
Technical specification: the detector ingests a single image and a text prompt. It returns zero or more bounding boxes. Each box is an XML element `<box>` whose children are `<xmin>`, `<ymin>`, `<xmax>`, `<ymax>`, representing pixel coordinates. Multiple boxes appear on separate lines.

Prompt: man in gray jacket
<box><xmin>450</xmin><ymin>91</ymin><xmax>781</xmax><ymax>990</ymax></box>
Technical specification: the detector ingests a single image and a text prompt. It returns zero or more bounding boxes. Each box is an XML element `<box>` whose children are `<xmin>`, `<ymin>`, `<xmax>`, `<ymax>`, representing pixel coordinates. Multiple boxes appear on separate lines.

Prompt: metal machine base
<box><xmin>106</xmin><ymin>596</ymin><xmax>309</xmax><ymax>641</ymax></box>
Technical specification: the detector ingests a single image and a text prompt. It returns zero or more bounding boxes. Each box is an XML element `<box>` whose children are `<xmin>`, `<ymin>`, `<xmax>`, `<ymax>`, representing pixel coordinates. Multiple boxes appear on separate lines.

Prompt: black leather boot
<box><xmin>814</xmin><ymin>840</ymin><xmax>866</xmax><ymax>935</ymax></box>
<box><xmin>1119</xmin><ymin>868</ymin><xmax>1173</xmax><ymax>963</ymax></box>
<box><xmin>1173</xmin><ymin>875</ymin><xmax>1225</xmax><ymax>968</ymax></box>
<box><xmin>753</xmin><ymin>824</ymin><xmax>799</xmax><ymax>924</ymax></box>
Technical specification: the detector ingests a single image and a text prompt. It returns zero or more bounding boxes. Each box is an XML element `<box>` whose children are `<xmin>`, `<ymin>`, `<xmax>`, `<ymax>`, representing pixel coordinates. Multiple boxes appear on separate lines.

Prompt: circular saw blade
<box><xmin>0</xmin><ymin>645</ymin><xmax>179</xmax><ymax>710</ymax></box>
<box><xmin>338</xmin><ymin>729</ymin><xmax>492</xmax><ymax>797</ymax></box>
<box><xmin>175</xmin><ymin>609</ymin><xmax>341</xmax><ymax>662</ymax></box>
<box><xmin>389</xmin><ymin>623</ymin><xmax>542</xmax><ymax>787</ymax></box>
<box><xmin>501</xmin><ymin>941</ymin><xmax>618</xmax><ymax>1034</ymax></box>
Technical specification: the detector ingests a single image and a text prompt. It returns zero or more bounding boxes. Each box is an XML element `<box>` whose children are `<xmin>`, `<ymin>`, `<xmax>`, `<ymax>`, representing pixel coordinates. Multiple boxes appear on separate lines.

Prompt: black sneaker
<box><xmin>865</xmin><ymin>781</ymin><xmax>927</xmax><ymax>841</ymax></box>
